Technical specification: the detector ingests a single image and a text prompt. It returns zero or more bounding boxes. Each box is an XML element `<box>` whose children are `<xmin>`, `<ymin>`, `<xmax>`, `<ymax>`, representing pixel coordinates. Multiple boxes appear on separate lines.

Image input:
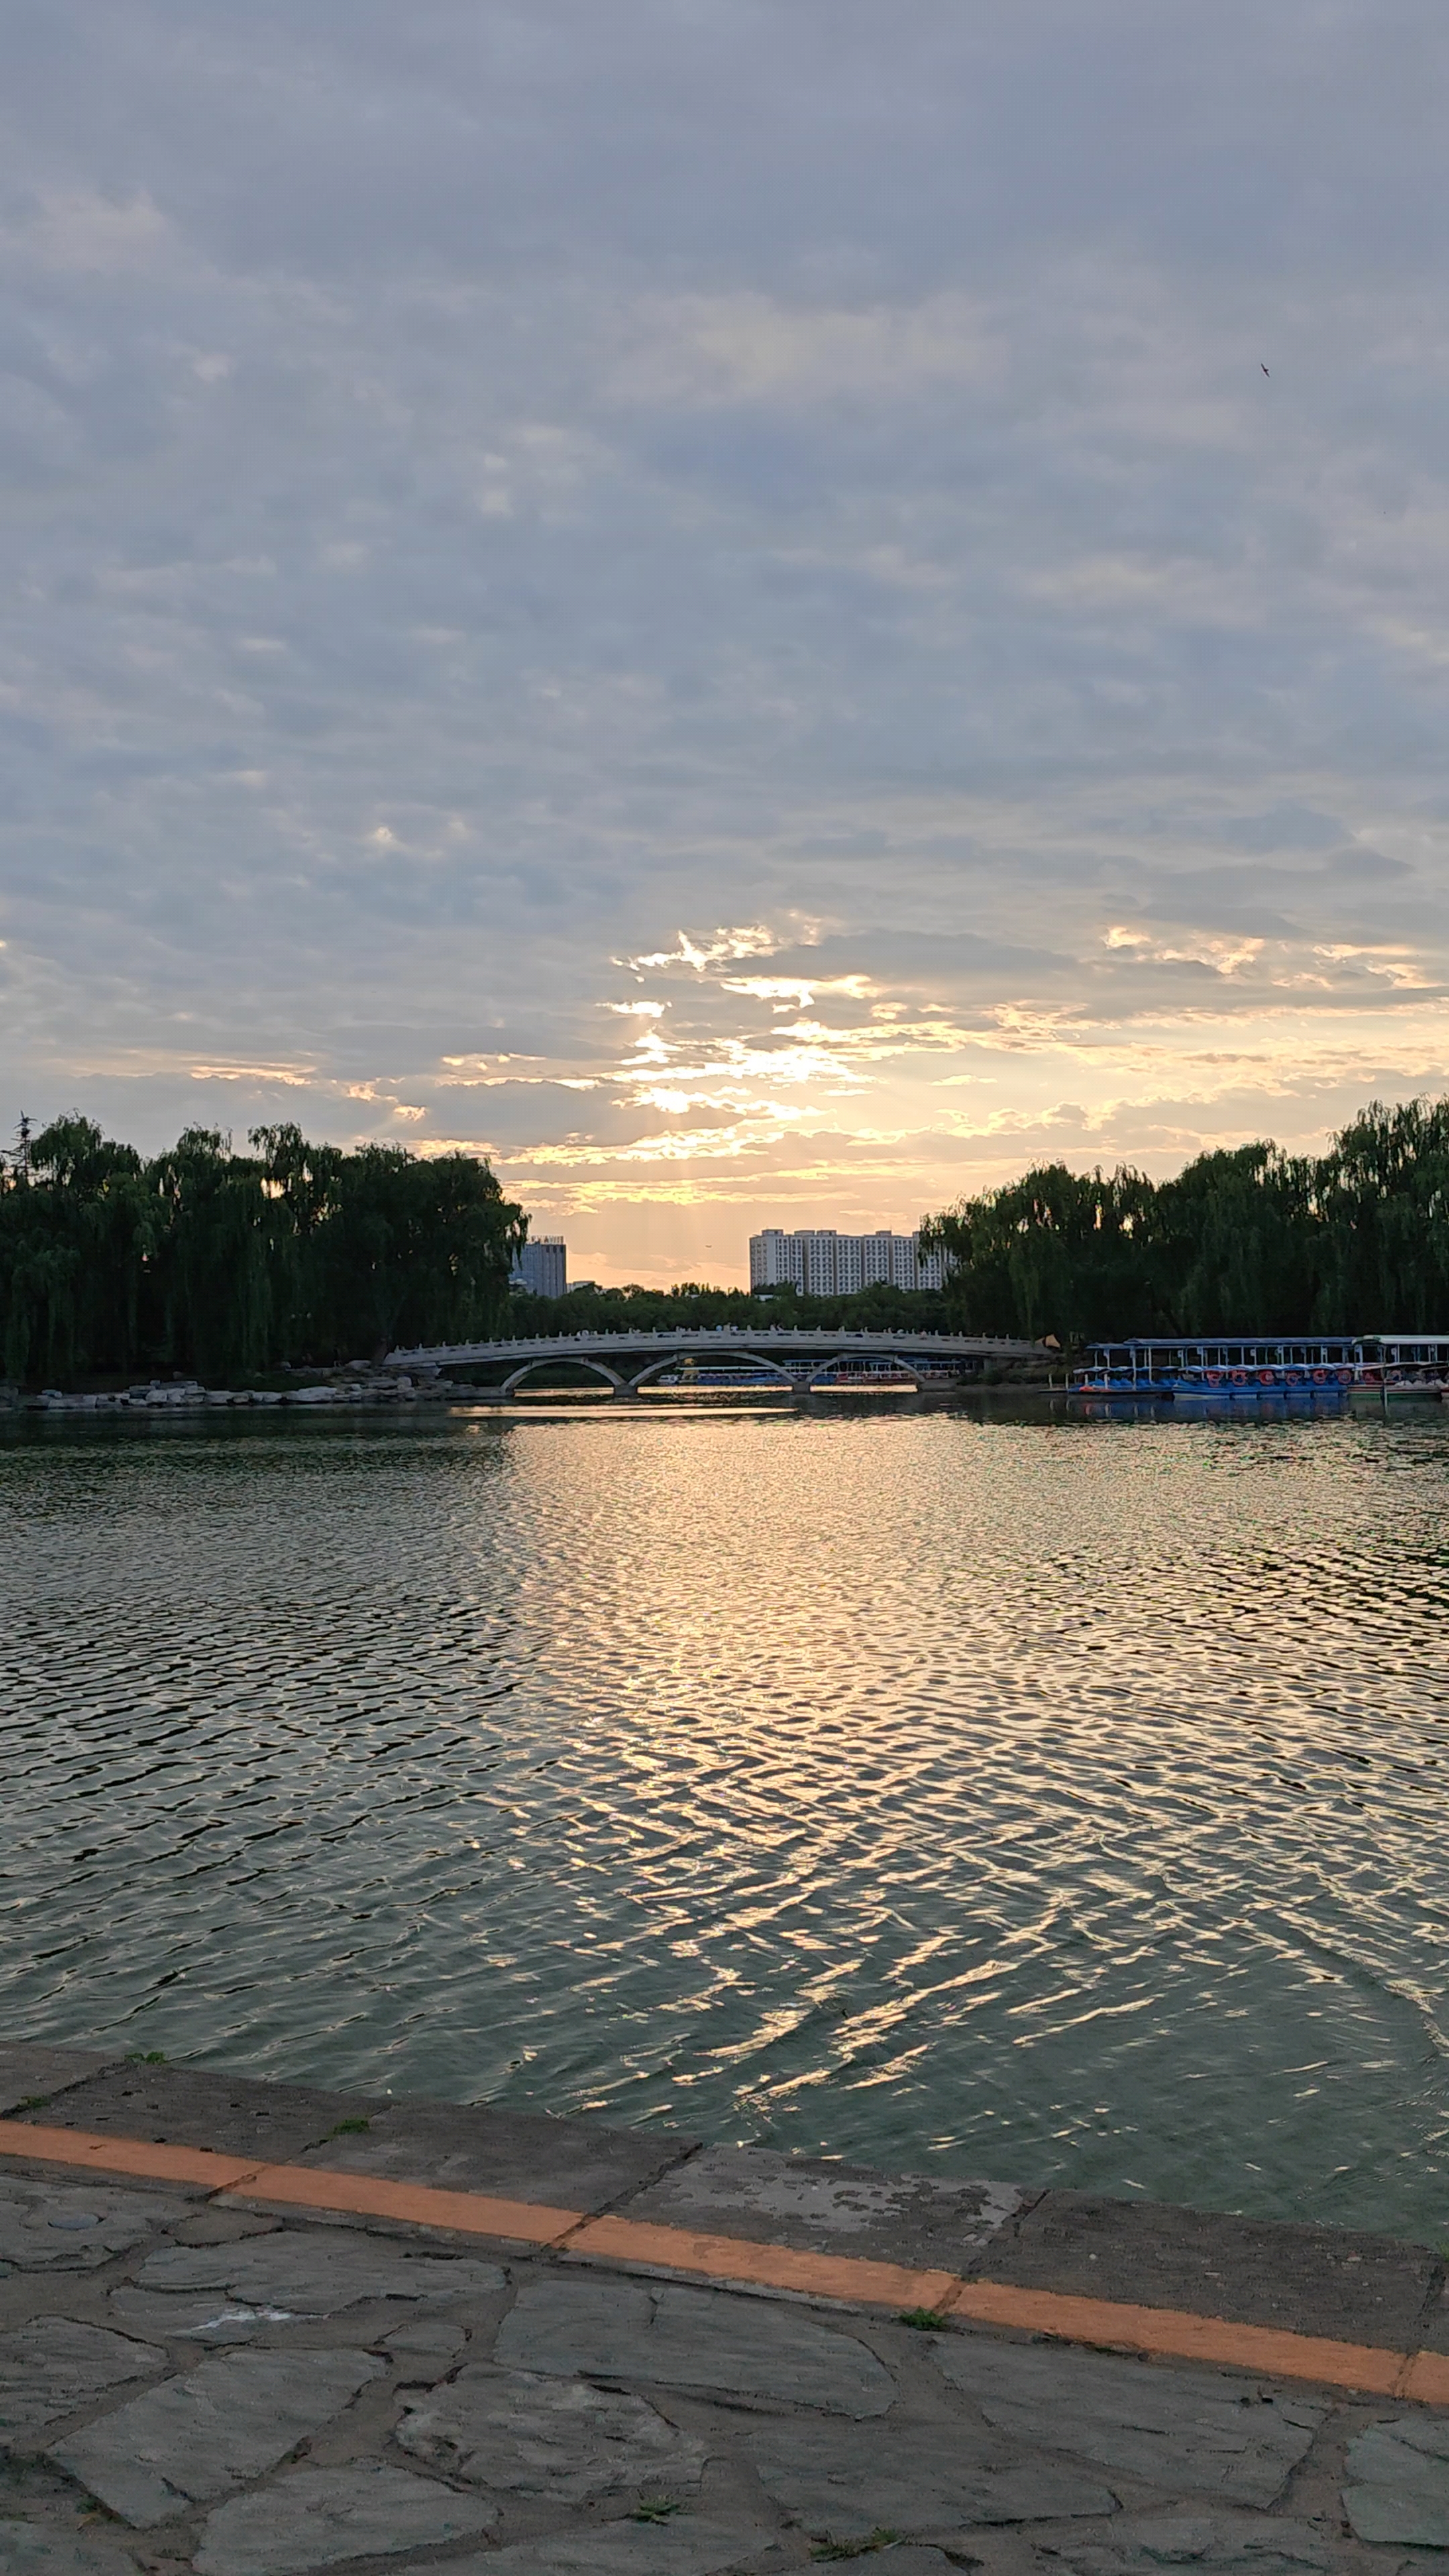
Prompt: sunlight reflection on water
<box><xmin>3</xmin><ymin>1403</ymin><xmax>1448</xmax><ymax>2235</ymax></box>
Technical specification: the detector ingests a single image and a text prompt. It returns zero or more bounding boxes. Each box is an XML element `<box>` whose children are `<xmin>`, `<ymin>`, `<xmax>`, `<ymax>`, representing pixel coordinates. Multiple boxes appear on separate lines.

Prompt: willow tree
<box><xmin>924</xmin><ymin>1163</ymin><xmax>1169</xmax><ymax>1341</ymax></box>
<box><xmin>0</xmin><ymin>1116</ymin><xmax>153</xmax><ymax>1382</ymax></box>
<box><xmin>250</xmin><ymin>1122</ymin><xmax>345</xmax><ymax>1361</ymax></box>
<box><xmin>1158</xmin><ymin>1144</ymin><xmax>1321</xmax><ymax>1335</ymax></box>
<box><xmin>1313</xmin><ymin>1099</ymin><xmax>1449</xmax><ymax>1328</ymax></box>
<box><xmin>144</xmin><ymin>1130</ymin><xmax>284</xmax><ymax>1380</ymax></box>
<box><xmin>924</xmin><ymin>1101</ymin><xmax>1449</xmax><ymax>1344</ymax></box>
<box><xmin>318</xmin><ymin>1146</ymin><xmax>525</xmax><ymax>1357</ymax></box>
<box><xmin>1</xmin><ymin>1117</ymin><xmax>525</xmax><ymax>1383</ymax></box>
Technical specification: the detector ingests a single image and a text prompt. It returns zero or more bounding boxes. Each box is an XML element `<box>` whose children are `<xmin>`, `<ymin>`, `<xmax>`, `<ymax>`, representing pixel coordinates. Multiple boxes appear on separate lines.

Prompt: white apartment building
<box><xmin>511</xmin><ymin>1235</ymin><xmax>568</xmax><ymax>1298</ymax></box>
<box><xmin>749</xmin><ymin>1227</ymin><xmax>952</xmax><ymax>1296</ymax></box>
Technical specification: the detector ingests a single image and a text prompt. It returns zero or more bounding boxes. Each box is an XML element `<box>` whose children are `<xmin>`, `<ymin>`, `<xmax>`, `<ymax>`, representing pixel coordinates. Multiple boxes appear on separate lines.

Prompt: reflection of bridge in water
<box><xmin>386</xmin><ymin>1327</ymin><xmax>1046</xmax><ymax>1399</ymax></box>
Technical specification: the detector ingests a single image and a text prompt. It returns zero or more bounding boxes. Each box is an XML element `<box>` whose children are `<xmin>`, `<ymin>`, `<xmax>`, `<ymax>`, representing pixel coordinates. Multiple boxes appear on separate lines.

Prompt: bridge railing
<box><xmin>386</xmin><ymin>1326</ymin><xmax>1046</xmax><ymax>1368</ymax></box>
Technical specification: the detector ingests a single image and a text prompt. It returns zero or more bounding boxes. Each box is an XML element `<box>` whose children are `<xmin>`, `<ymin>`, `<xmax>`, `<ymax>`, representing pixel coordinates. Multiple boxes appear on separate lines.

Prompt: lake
<box><xmin>3</xmin><ymin>1400</ymin><xmax>1447</xmax><ymax>2238</ymax></box>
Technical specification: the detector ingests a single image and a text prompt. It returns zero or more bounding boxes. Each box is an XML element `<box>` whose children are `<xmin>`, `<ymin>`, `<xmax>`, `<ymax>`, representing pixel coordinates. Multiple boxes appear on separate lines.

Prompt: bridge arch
<box><xmin>502</xmin><ymin>1356</ymin><xmax>627</xmax><ymax>1397</ymax></box>
<box><xmin>806</xmin><ymin>1349</ymin><xmax>927</xmax><ymax>1389</ymax></box>
<box><xmin>631</xmin><ymin>1348</ymin><xmax>796</xmax><ymax>1392</ymax></box>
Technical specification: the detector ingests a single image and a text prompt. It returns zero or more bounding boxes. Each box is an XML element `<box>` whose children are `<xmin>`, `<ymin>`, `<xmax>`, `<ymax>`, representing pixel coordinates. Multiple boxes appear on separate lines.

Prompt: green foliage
<box><xmin>1312</xmin><ymin>1096</ymin><xmax>1449</xmax><ymax>1327</ymax></box>
<box><xmin>924</xmin><ymin>1094</ymin><xmax>1449</xmax><ymax>1343</ymax></box>
<box><xmin>924</xmin><ymin>1162</ymin><xmax>1166</xmax><ymax>1342</ymax></box>
<box><xmin>506</xmin><ymin>1278</ymin><xmax>951</xmax><ymax>1336</ymax></box>
<box><xmin>1</xmin><ymin>1116</ymin><xmax>152</xmax><ymax>1385</ymax></box>
<box><xmin>0</xmin><ymin>1116</ymin><xmax>524</xmax><ymax>1385</ymax></box>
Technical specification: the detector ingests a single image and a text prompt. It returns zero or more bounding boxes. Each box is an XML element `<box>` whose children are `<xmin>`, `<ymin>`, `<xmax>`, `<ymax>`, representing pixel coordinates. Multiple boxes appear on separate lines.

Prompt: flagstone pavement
<box><xmin>3</xmin><ymin>2160</ymin><xmax>1449</xmax><ymax>2576</ymax></box>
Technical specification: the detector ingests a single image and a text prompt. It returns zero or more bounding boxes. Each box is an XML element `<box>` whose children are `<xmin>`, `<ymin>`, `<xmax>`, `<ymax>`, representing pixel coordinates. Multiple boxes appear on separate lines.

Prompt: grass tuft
<box><xmin>328</xmin><ymin>2117</ymin><xmax>371</xmax><ymax>2137</ymax></box>
<box><xmin>898</xmin><ymin>2307</ymin><xmax>950</xmax><ymax>2330</ymax></box>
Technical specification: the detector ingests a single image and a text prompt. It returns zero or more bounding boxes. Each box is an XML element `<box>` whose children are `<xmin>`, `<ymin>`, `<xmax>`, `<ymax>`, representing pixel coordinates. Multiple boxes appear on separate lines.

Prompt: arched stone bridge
<box><xmin>385</xmin><ymin>1326</ymin><xmax>1046</xmax><ymax>1399</ymax></box>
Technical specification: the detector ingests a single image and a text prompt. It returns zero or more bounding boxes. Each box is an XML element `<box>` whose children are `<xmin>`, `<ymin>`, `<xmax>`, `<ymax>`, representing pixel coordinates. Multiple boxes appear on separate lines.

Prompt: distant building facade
<box><xmin>749</xmin><ymin>1227</ymin><xmax>951</xmax><ymax>1296</ymax></box>
<box><xmin>511</xmin><ymin>1236</ymin><xmax>568</xmax><ymax>1298</ymax></box>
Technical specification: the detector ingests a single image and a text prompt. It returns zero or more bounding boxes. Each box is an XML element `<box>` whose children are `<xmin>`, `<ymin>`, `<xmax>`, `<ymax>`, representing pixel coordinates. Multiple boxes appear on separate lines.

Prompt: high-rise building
<box><xmin>749</xmin><ymin>1227</ymin><xmax>951</xmax><ymax>1295</ymax></box>
<box><xmin>511</xmin><ymin>1235</ymin><xmax>568</xmax><ymax>1298</ymax></box>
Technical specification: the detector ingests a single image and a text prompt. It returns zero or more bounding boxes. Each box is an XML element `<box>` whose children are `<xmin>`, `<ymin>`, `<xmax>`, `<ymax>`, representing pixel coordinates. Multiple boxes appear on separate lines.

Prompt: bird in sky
<box><xmin>1262</xmin><ymin>364</ymin><xmax>1270</xmax><ymax>376</ymax></box>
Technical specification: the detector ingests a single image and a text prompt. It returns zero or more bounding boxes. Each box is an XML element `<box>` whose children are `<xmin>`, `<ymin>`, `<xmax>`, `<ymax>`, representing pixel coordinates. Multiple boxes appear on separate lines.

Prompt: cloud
<box><xmin>609</xmin><ymin>290</ymin><xmax>1002</xmax><ymax>407</ymax></box>
<box><xmin>623</xmin><ymin>927</ymin><xmax>778</xmax><ymax>974</ymax></box>
<box><xmin>2</xmin><ymin>189</ymin><xmax>170</xmax><ymax>274</ymax></box>
<box><xmin>6</xmin><ymin>2</ymin><xmax>1449</xmax><ymax>1279</ymax></box>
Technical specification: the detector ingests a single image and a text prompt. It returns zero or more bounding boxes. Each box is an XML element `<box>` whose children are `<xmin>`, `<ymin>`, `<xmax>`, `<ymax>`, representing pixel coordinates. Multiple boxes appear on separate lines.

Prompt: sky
<box><xmin>3</xmin><ymin>3</ymin><xmax>1449</xmax><ymax>1285</ymax></box>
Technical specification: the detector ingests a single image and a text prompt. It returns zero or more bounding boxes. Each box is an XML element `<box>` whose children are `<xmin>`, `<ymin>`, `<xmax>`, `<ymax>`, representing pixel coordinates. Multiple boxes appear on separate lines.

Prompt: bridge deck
<box><xmin>388</xmin><ymin>1326</ymin><xmax>1044</xmax><ymax>1371</ymax></box>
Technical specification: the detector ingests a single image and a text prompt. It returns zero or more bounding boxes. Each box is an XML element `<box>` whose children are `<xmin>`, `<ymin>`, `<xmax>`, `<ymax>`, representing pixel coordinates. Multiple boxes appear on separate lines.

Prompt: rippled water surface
<box><xmin>4</xmin><ymin>1403</ymin><xmax>1449</xmax><ymax>2236</ymax></box>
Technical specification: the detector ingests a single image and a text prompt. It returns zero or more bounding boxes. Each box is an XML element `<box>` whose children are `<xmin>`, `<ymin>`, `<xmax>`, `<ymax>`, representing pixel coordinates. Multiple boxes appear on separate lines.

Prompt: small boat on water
<box><xmin>1067</xmin><ymin>1334</ymin><xmax>1449</xmax><ymax>1402</ymax></box>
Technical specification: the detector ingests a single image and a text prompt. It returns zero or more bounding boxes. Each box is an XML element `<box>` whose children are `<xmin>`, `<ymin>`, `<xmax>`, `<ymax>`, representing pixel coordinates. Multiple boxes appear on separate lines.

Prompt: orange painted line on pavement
<box><xmin>0</xmin><ymin>2118</ymin><xmax>264</xmax><ymax>2192</ymax></box>
<box><xmin>230</xmin><ymin>2160</ymin><xmax>584</xmax><ymax>2247</ymax></box>
<box><xmin>230</xmin><ymin>2163</ymin><xmax>580</xmax><ymax>2246</ymax></box>
<box><xmin>0</xmin><ymin>2123</ymin><xmax>578</xmax><ymax>2242</ymax></box>
<box><xmin>0</xmin><ymin>2116</ymin><xmax>1444</xmax><ymax>2404</ymax></box>
<box><xmin>566</xmin><ymin>2212</ymin><xmax>957</xmax><ymax>2312</ymax></box>
<box><xmin>945</xmin><ymin>2277</ymin><xmax>1407</xmax><ymax>2395</ymax></box>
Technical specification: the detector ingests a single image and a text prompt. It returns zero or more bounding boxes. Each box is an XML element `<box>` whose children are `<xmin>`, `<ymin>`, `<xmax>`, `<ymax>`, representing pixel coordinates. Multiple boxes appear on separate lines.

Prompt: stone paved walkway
<box><xmin>1</xmin><ymin>2050</ymin><xmax>1448</xmax><ymax>2575</ymax></box>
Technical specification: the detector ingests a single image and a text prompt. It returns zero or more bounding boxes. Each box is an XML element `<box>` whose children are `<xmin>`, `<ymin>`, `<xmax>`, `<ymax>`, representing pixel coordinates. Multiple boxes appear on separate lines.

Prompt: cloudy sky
<box><xmin>3</xmin><ymin>2</ymin><xmax>1449</xmax><ymax>1282</ymax></box>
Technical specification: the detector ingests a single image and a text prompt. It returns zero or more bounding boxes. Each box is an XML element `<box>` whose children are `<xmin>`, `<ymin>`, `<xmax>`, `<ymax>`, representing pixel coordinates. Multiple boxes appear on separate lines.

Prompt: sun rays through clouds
<box><xmin>7</xmin><ymin>4</ymin><xmax>1449</xmax><ymax>1279</ymax></box>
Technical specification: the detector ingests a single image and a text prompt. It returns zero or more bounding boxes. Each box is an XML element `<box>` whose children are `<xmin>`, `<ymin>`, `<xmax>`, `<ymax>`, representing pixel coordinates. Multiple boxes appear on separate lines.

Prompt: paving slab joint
<box><xmin>599</xmin><ymin>2131</ymin><xmax>709</xmax><ymax>2220</ymax></box>
<box><xmin>1409</xmin><ymin>2255</ymin><xmax>1449</xmax><ymax>2346</ymax></box>
<box><xmin>1396</xmin><ymin>2349</ymin><xmax>1449</xmax><ymax>2405</ymax></box>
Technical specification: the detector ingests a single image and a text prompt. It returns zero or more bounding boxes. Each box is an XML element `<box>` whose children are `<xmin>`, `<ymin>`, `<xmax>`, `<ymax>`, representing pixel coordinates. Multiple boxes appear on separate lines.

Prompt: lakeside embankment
<box><xmin>0</xmin><ymin>1371</ymin><xmax>455</xmax><ymax>1414</ymax></box>
<box><xmin>4</xmin><ymin>2041</ymin><xmax>1449</xmax><ymax>2574</ymax></box>
<box><xmin>1</xmin><ymin>1366</ymin><xmax>1057</xmax><ymax>1413</ymax></box>
<box><xmin>4</xmin><ymin>2043</ymin><xmax>1445</xmax><ymax>2363</ymax></box>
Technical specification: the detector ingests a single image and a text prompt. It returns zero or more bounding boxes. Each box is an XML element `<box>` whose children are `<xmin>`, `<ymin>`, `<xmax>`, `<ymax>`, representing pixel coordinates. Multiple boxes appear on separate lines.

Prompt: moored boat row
<box><xmin>1069</xmin><ymin>1334</ymin><xmax>1449</xmax><ymax>1403</ymax></box>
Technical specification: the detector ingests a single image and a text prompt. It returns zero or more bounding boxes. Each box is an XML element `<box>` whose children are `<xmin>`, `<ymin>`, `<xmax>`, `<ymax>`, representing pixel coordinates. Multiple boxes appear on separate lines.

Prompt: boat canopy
<box><xmin>1362</xmin><ymin>1334</ymin><xmax>1449</xmax><ymax>1364</ymax></box>
<box><xmin>1082</xmin><ymin>1338</ymin><xmax>1359</xmax><ymax>1369</ymax></box>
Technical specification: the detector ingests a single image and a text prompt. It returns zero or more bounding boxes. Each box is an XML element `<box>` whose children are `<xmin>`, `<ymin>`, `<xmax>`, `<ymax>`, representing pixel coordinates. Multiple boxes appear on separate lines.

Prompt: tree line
<box><xmin>922</xmin><ymin>1096</ymin><xmax>1449</xmax><ymax>1344</ymax></box>
<box><xmin>9</xmin><ymin>1091</ymin><xmax>1446</xmax><ymax>1387</ymax></box>
<box><xmin>503</xmin><ymin>1278</ymin><xmax>949</xmax><ymax>1338</ymax></box>
<box><xmin>1</xmin><ymin>1118</ymin><xmax>525</xmax><ymax>1387</ymax></box>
